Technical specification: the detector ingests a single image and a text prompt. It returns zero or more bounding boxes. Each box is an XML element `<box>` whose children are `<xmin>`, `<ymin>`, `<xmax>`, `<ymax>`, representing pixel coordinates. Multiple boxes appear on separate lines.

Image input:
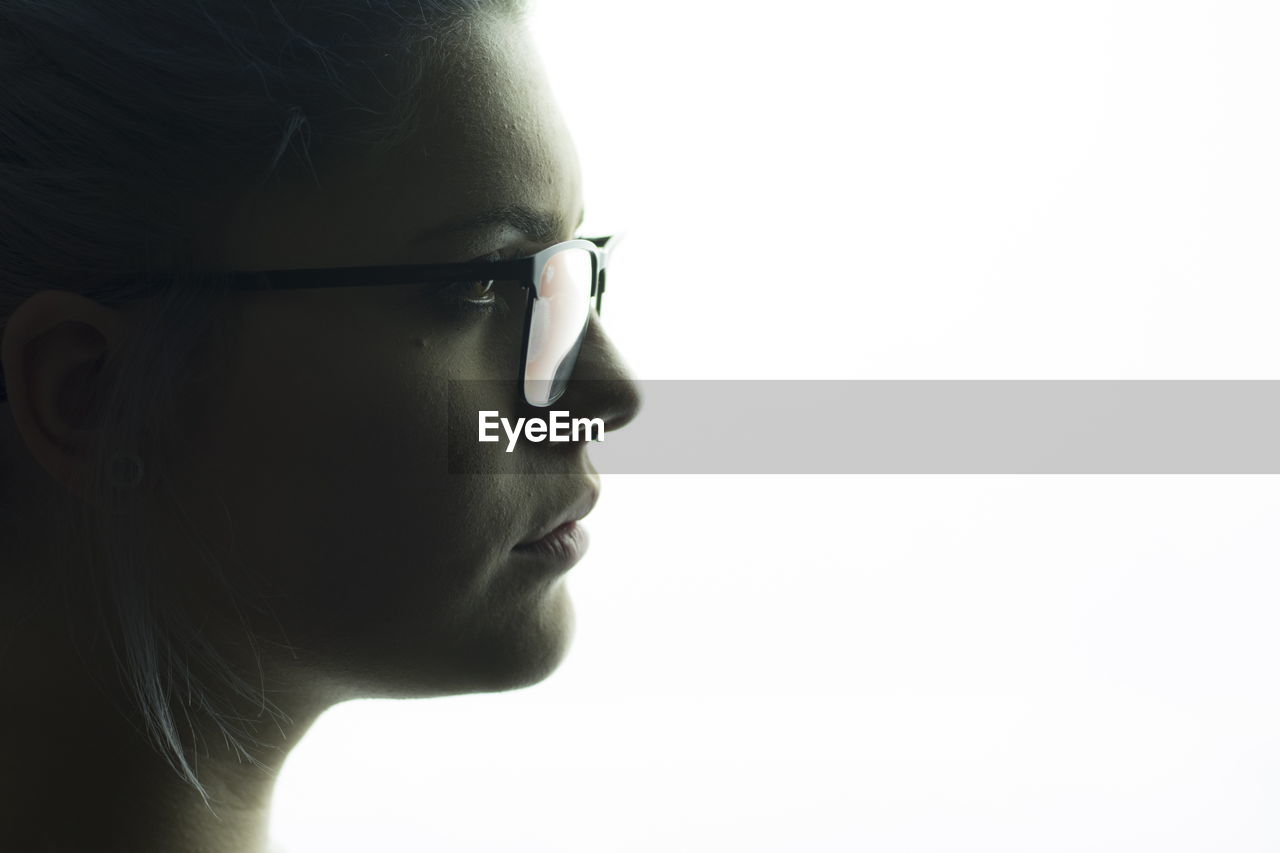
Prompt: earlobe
<box><xmin>0</xmin><ymin>289</ymin><xmax>130</xmax><ymax>501</ymax></box>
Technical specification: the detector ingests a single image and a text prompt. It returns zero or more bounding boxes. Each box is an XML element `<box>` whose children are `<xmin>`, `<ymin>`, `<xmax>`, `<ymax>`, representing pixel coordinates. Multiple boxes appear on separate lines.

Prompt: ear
<box><xmin>1</xmin><ymin>289</ymin><xmax>134</xmax><ymax>501</ymax></box>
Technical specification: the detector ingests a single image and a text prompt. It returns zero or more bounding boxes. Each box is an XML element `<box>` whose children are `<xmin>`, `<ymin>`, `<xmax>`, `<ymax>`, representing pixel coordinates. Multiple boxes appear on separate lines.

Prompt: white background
<box><xmin>271</xmin><ymin>2</ymin><xmax>1280</xmax><ymax>850</ymax></box>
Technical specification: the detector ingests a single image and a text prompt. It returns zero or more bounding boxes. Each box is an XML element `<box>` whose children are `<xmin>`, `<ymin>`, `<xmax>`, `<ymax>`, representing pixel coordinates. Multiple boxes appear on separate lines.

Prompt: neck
<box><xmin>0</xmin><ymin>608</ymin><xmax>327</xmax><ymax>853</ymax></box>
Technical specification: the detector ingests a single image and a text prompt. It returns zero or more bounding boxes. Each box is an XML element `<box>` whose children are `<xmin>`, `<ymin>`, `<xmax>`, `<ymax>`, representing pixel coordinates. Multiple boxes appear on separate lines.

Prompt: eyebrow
<box><xmin>407</xmin><ymin>203</ymin><xmax>586</xmax><ymax>246</ymax></box>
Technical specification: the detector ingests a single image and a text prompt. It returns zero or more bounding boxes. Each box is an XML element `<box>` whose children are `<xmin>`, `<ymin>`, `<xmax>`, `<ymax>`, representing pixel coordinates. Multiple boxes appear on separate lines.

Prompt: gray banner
<box><xmin>446</xmin><ymin>380</ymin><xmax>1280</xmax><ymax>473</ymax></box>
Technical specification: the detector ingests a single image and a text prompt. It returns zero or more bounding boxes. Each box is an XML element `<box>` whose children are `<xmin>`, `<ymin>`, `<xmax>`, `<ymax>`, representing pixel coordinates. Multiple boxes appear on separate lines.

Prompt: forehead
<box><xmin>200</xmin><ymin>17</ymin><xmax>583</xmax><ymax>270</ymax></box>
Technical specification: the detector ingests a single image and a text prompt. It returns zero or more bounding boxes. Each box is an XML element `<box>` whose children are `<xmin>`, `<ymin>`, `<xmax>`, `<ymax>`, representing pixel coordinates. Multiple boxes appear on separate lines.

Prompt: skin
<box><xmin>0</xmin><ymin>14</ymin><xmax>641</xmax><ymax>853</ymax></box>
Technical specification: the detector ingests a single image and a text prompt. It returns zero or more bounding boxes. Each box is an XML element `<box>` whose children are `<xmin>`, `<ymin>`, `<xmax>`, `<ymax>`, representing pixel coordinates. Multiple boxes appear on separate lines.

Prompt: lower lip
<box><xmin>512</xmin><ymin>521</ymin><xmax>589</xmax><ymax>566</ymax></box>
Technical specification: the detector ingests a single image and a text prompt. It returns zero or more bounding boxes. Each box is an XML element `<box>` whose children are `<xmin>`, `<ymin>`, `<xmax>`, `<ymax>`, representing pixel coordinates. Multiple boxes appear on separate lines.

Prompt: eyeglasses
<box><xmin>213</xmin><ymin>233</ymin><xmax>623</xmax><ymax>408</ymax></box>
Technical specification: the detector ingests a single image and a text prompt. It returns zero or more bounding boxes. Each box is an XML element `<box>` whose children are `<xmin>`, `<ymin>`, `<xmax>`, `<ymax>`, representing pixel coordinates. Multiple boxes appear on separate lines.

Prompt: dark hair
<box><xmin>0</xmin><ymin>0</ymin><xmax>527</xmax><ymax>801</ymax></box>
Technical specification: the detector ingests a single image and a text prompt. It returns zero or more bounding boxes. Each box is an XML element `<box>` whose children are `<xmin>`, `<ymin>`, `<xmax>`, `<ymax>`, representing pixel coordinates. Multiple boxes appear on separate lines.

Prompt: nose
<box><xmin>553</xmin><ymin>311</ymin><xmax>643</xmax><ymax>435</ymax></box>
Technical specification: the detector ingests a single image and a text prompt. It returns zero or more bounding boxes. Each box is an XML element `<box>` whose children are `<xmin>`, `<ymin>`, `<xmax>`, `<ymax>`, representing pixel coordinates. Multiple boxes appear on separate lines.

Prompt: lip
<box><xmin>511</xmin><ymin>520</ymin><xmax>590</xmax><ymax>565</ymax></box>
<box><xmin>515</xmin><ymin>484</ymin><xmax>599</xmax><ymax>548</ymax></box>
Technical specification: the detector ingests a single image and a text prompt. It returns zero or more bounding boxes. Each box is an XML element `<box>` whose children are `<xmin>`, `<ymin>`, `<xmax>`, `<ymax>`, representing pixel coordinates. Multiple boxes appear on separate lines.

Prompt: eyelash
<box><xmin>434</xmin><ymin>235</ymin><xmax>581</xmax><ymax>315</ymax></box>
<box><xmin>437</xmin><ymin>278</ymin><xmax>504</xmax><ymax>313</ymax></box>
<box><xmin>435</xmin><ymin>248</ymin><xmax>521</xmax><ymax>316</ymax></box>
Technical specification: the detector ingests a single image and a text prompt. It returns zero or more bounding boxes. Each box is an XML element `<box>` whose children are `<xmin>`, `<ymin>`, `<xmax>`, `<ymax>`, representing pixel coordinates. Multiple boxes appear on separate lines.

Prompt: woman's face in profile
<box><xmin>165</xmin><ymin>17</ymin><xmax>641</xmax><ymax>700</ymax></box>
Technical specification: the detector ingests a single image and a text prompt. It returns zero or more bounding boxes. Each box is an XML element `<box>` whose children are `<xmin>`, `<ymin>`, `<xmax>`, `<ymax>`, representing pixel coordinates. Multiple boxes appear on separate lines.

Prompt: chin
<box><xmin>331</xmin><ymin>581</ymin><xmax>578</xmax><ymax>699</ymax></box>
<box><xmin>457</xmin><ymin>583</ymin><xmax>578</xmax><ymax>694</ymax></box>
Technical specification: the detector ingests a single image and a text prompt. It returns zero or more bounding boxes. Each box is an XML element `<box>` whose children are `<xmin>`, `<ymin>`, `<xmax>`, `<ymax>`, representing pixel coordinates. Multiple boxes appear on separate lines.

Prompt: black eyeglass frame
<box><xmin>209</xmin><ymin>233</ymin><xmax>623</xmax><ymax>408</ymax></box>
<box><xmin>0</xmin><ymin>235</ymin><xmax>622</xmax><ymax>406</ymax></box>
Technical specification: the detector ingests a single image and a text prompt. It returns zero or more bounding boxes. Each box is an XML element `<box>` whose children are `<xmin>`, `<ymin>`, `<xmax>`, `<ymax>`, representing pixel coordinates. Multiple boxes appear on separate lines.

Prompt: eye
<box><xmin>435</xmin><ymin>278</ymin><xmax>509</xmax><ymax>319</ymax></box>
<box><xmin>442</xmin><ymin>278</ymin><xmax>498</xmax><ymax>305</ymax></box>
<box><xmin>431</xmin><ymin>247</ymin><xmax>524</xmax><ymax>314</ymax></box>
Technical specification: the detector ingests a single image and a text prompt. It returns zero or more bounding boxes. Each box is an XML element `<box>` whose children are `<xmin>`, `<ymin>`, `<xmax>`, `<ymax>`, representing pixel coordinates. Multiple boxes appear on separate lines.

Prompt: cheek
<box><xmin>168</xmin><ymin>306</ymin><xmax>536</xmax><ymax>660</ymax></box>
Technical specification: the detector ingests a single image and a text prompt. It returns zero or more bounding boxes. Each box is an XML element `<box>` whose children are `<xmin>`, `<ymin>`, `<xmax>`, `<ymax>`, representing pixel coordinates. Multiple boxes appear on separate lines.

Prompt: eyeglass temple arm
<box><xmin>587</xmin><ymin>232</ymin><xmax>626</xmax><ymax>252</ymax></box>
<box><xmin>584</xmin><ymin>233</ymin><xmax>626</xmax><ymax>316</ymax></box>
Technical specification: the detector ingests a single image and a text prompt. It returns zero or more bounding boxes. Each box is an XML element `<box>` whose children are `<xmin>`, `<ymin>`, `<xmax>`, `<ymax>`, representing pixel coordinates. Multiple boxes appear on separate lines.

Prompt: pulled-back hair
<box><xmin>0</xmin><ymin>0</ymin><xmax>526</xmax><ymax>802</ymax></box>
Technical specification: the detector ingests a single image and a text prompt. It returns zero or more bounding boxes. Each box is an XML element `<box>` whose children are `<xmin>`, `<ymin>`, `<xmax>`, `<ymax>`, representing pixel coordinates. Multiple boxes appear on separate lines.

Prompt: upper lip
<box><xmin>515</xmin><ymin>481</ymin><xmax>600</xmax><ymax>548</ymax></box>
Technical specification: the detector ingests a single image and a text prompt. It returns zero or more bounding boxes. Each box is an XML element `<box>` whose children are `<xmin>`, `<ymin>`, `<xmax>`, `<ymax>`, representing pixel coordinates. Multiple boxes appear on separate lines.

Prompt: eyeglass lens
<box><xmin>524</xmin><ymin>247</ymin><xmax>595</xmax><ymax>407</ymax></box>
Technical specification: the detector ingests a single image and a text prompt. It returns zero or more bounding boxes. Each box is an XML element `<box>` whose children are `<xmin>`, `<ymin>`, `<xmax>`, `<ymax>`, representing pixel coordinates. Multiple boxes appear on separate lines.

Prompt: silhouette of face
<box><xmin>165</xmin><ymin>17</ymin><xmax>642</xmax><ymax>699</ymax></box>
